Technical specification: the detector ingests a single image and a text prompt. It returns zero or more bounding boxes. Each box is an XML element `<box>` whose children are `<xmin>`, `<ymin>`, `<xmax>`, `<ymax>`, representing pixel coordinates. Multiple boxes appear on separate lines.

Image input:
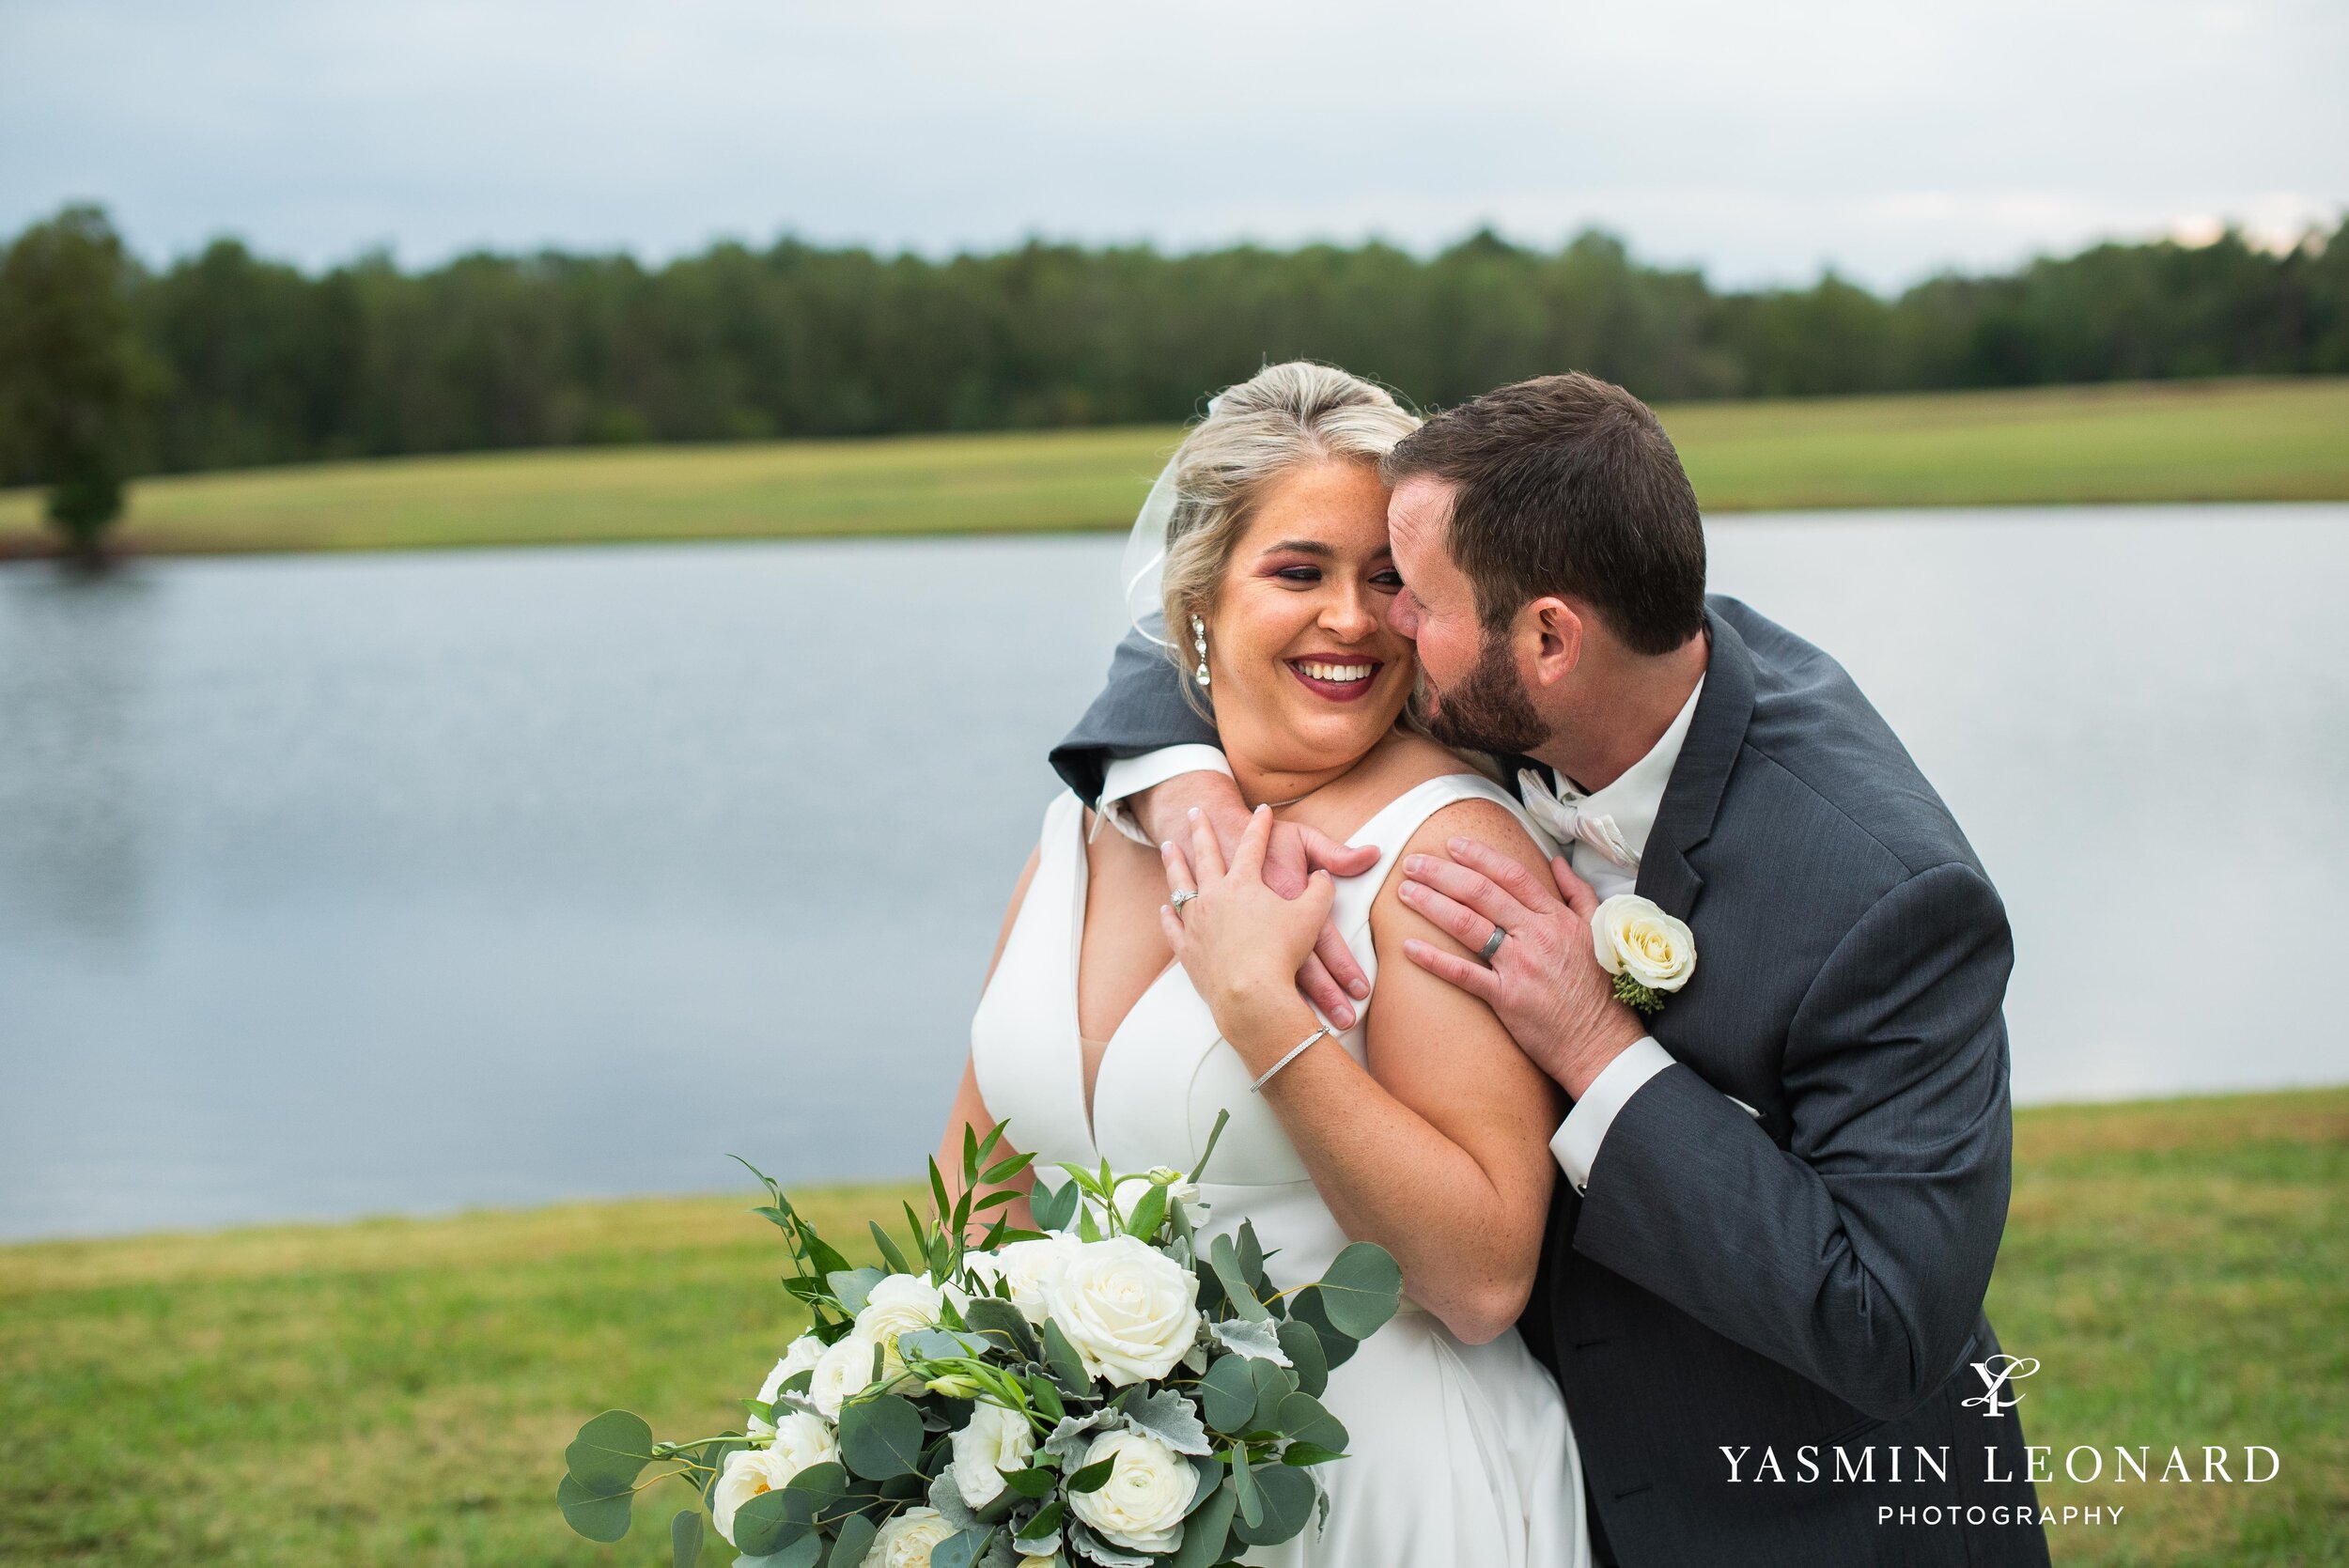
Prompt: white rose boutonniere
<box><xmin>1591</xmin><ymin>893</ymin><xmax>1696</xmax><ymax>1015</ymax></box>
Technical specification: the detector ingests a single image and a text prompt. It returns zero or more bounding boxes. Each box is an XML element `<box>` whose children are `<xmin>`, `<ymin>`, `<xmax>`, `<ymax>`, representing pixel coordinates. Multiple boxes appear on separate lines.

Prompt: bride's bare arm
<box><xmin>933</xmin><ymin>846</ymin><xmax>1040</xmax><ymax>1232</ymax></box>
<box><xmin>1161</xmin><ymin>800</ymin><xmax>1561</xmax><ymax>1343</ymax></box>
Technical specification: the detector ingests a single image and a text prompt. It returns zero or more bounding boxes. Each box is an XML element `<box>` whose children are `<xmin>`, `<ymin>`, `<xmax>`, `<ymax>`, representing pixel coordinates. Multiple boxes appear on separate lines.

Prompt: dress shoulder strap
<box><xmin>1326</xmin><ymin>770</ymin><xmax>1555</xmax><ymax>939</ymax></box>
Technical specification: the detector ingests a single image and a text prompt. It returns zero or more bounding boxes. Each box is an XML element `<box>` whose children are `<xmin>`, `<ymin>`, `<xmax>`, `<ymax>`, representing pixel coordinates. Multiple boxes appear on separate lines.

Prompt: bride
<box><xmin>936</xmin><ymin>362</ymin><xmax>1589</xmax><ymax>1566</ymax></box>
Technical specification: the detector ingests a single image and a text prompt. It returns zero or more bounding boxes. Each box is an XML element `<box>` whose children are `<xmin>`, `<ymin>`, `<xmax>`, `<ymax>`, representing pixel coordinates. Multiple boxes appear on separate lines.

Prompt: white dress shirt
<box><xmin>1097</xmin><ymin>681</ymin><xmax>1715</xmax><ymax>1195</ymax></box>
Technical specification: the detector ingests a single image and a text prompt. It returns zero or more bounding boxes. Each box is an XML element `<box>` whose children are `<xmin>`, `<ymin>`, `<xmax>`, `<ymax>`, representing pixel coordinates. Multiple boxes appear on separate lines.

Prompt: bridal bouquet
<box><xmin>556</xmin><ymin>1113</ymin><xmax>1402</xmax><ymax>1568</ymax></box>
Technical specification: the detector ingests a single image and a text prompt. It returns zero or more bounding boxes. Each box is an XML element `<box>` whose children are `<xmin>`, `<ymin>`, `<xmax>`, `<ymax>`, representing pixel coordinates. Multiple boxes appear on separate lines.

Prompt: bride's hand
<box><xmin>1159</xmin><ymin>804</ymin><xmax>1335</xmax><ymax>1043</ymax></box>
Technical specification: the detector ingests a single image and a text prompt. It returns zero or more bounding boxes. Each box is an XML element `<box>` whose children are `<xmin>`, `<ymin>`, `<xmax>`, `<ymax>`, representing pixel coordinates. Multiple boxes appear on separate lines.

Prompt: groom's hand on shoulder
<box><xmin>1397</xmin><ymin>841</ymin><xmax>1644</xmax><ymax>1097</ymax></box>
<box><xmin>1133</xmin><ymin>770</ymin><xmax>1377</xmax><ymax>1027</ymax></box>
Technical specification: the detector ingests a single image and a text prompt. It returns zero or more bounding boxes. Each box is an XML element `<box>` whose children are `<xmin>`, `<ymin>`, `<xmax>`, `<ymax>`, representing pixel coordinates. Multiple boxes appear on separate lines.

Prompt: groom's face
<box><xmin>1386</xmin><ymin>476</ymin><xmax>1549</xmax><ymax>755</ymax></box>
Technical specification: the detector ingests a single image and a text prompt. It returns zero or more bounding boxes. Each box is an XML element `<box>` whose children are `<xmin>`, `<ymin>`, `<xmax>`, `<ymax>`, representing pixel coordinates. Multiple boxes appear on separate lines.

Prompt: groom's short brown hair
<box><xmin>1381</xmin><ymin>373</ymin><xmax>1707</xmax><ymax>656</ymax></box>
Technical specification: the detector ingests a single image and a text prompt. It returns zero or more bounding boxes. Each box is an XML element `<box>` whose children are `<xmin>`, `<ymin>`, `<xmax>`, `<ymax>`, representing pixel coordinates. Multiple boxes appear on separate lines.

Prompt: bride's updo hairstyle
<box><xmin>1158</xmin><ymin>362</ymin><xmax>1419</xmax><ymax>711</ymax></box>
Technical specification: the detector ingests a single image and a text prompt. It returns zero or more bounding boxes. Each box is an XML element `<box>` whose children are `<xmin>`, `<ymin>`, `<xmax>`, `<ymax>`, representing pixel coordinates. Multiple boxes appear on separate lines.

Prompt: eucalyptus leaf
<box><xmin>1274</xmin><ymin>1391</ymin><xmax>1347</xmax><ymax>1453</ymax></box>
<box><xmin>1199</xmin><ymin>1355</ymin><xmax>1257</xmax><ymax>1432</ymax></box>
<box><xmin>1182</xmin><ymin>1452</ymin><xmax>1224</xmax><ymax>1515</ymax></box>
<box><xmin>1230</xmin><ymin>1446</ymin><xmax>1262</xmax><ymax>1528</ymax></box>
<box><xmin>1167</xmin><ymin>1480</ymin><xmax>1237</xmax><ymax>1568</ymax></box>
<box><xmin>736</xmin><ymin>1535</ymin><xmax>822</xmax><ymax>1568</ymax></box>
<box><xmin>1285</xmin><ymin>1288</ymin><xmax>1361</xmax><ymax>1370</ymax></box>
<box><xmin>1236</xmin><ymin>1219</ymin><xmax>1264</xmax><ymax>1283</ymax></box>
<box><xmin>897</xmin><ymin>1327</ymin><xmax>988</xmax><ymax>1364</ymax></box>
<box><xmin>785</xmin><ymin>1462</ymin><xmax>848</xmax><ymax>1509</ymax></box>
<box><xmin>827</xmin><ymin>1266</ymin><xmax>887</xmax><ymax>1316</ymax></box>
<box><xmin>556</xmin><ymin>1471</ymin><xmax>632</xmax><ymax>1543</ymax></box>
<box><xmin>1232</xmin><ymin>1463</ymin><xmax>1315</xmax><ymax>1546</ymax></box>
<box><xmin>1041</xmin><ymin>1317</ymin><xmax>1093</xmax><ymax>1393</ymax></box>
<box><xmin>729</xmin><ymin>1487</ymin><xmax>808</xmax><ymax>1558</ymax></box>
<box><xmin>1206</xmin><ymin>1234</ymin><xmax>1268</xmax><ymax>1321</ymax></box>
<box><xmin>837</xmin><ymin>1395</ymin><xmax>926</xmax><ymax>1481</ymax></box>
<box><xmin>566</xmin><ymin>1409</ymin><xmax>655</xmax><ymax>1492</ymax></box>
<box><xmin>671</xmin><ymin>1507</ymin><xmax>704</xmax><ymax>1568</ymax></box>
<box><xmin>1247</xmin><ymin>1358</ymin><xmax>1299</xmax><ymax>1435</ymax></box>
<box><xmin>823</xmin><ymin>1514</ymin><xmax>879</xmax><ymax>1568</ymax></box>
<box><xmin>1275</xmin><ymin>1318</ymin><xmax>1329</xmax><ymax>1396</ymax></box>
<box><xmin>931</xmin><ymin>1527</ymin><xmax>993</xmax><ymax>1568</ymax></box>
<box><xmin>1314</xmin><ymin>1243</ymin><xmax>1403</xmax><ymax>1338</ymax></box>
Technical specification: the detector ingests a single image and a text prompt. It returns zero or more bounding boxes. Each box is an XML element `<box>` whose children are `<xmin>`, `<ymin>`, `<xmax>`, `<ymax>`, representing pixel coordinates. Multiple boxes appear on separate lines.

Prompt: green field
<box><xmin>2</xmin><ymin>379</ymin><xmax>2344</xmax><ymax>558</ymax></box>
<box><xmin>0</xmin><ymin>1088</ymin><xmax>2341</xmax><ymax>1566</ymax></box>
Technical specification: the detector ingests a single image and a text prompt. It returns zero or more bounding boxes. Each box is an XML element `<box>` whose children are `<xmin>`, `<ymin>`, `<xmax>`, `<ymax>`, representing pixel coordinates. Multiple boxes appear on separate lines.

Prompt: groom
<box><xmin>1049</xmin><ymin>373</ymin><xmax>2049</xmax><ymax>1566</ymax></box>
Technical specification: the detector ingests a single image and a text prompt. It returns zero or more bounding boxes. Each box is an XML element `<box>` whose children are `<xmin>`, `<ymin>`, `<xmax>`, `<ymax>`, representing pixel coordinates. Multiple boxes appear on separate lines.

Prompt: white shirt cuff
<box><xmin>1550</xmin><ymin>1036</ymin><xmax>1675</xmax><ymax>1195</ymax></box>
<box><xmin>1094</xmin><ymin>745</ymin><xmax>1234</xmax><ymax>846</ymax></box>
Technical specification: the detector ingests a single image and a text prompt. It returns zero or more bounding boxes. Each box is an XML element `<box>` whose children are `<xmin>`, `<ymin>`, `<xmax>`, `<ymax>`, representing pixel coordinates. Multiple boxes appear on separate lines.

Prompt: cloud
<box><xmin>1</xmin><ymin>0</ymin><xmax>2341</xmax><ymax>288</ymax></box>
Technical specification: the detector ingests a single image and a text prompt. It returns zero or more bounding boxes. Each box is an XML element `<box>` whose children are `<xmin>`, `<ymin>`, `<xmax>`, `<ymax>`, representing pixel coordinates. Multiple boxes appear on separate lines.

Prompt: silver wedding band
<box><xmin>1171</xmin><ymin>888</ymin><xmax>1200</xmax><ymax>914</ymax></box>
<box><xmin>1479</xmin><ymin>924</ymin><xmax>1507</xmax><ymax>961</ymax></box>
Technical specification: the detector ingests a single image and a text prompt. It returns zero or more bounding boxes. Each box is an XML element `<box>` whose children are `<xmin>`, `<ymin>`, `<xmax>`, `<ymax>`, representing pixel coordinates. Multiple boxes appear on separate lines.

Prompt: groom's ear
<box><xmin>1526</xmin><ymin>598</ymin><xmax>1582</xmax><ymax>687</ymax></box>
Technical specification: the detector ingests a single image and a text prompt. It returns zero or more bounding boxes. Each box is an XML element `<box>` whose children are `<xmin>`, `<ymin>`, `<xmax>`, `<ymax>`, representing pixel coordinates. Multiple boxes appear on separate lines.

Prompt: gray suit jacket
<box><xmin>1051</xmin><ymin>598</ymin><xmax>2049</xmax><ymax>1567</ymax></box>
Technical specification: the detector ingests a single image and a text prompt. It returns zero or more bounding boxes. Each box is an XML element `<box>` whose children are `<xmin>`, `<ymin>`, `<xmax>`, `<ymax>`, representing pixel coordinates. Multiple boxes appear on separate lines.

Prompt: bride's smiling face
<box><xmin>1202</xmin><ymin>459</ymin><xmax>1415</xmax><ymax>778</ymax></box>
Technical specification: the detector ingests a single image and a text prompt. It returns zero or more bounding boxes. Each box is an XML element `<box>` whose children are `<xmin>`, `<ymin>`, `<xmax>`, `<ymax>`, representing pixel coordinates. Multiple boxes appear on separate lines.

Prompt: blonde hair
<box><xmin>1159</xmin><ymin>363</ymin><xmax>1420</xmax><ymax>707</ymax></box>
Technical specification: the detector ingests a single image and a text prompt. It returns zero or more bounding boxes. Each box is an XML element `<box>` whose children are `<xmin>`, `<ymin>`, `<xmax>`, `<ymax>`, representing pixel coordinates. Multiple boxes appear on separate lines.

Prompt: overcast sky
<box><xmin>4</xmin><ymin>0</ymin><xmax>2342</xmax><ymax>291</ymax></box>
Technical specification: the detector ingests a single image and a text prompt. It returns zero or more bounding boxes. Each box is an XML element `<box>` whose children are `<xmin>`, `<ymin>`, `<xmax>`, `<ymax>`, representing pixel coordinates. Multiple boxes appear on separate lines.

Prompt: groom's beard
<box><xmin>1420</xmin><ymin>631</ymin><xmax>1548</xmax><ymax>757</ymax></box>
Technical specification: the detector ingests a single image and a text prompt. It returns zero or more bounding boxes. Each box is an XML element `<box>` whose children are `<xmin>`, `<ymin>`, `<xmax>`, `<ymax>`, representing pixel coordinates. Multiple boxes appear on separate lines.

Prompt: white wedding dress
<box><xmin>971</xmin><ymin>773</ymin><xmax>1590</xmax><ymax>1568</ymax></box>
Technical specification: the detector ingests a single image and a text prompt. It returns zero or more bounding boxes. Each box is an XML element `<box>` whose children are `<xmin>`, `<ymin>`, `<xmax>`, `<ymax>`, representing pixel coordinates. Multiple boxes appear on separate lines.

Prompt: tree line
<box><xmin>2</xmin><ymin>203</ymin><xmax>2344</xmax><ymax>550</ymax></box>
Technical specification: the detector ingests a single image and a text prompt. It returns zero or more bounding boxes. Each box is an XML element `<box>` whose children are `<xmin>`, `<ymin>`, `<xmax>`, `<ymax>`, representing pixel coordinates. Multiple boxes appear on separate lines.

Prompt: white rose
<box><xmin>808</xmin><ymin>1332</ymin><xmax>878</xmax><ymax>1418</ymax></box>
<box><xmin>862</xmin><ymin>1505</ymin><xmax>956</xmax><ymax>1568</ymax></box>
<box><xmin>748</xmin><ymin>1333</ymin><xmax>829</xmax><ymax>1435</ymax></box>
<box><xmin>1066</xmin><ymin>1429</ymin><xmax>1196</xmax><ymax>1554</ymax></box>
<box><xmin>711</xmin><ymin>1416</ymin><xmax>839</xmax><ymax>1546</ymax></box>
<box><xmin>991</xmin><ymin>1234</ymin><xmax>1081</xmax><ymax>1325</ymax></box>
<box><xmin>949</xmin><ymin>1398</ymin><xmax>1036</xmax><ymax>1509</ymax></box>
<box><xmin>1040</xmin><ymin>1234</ymin><xmax>1201</xmax><ymax>1387</ymax></box>
<box><xmin>855</xmin><ymin>1273</ymin><xmax>945</xmax><ymax>1382</ymax></box>
<box><xmin>1592</xmin><ymin>893</ymin><xmax>1697</xmax><ymax>991</ymax></box>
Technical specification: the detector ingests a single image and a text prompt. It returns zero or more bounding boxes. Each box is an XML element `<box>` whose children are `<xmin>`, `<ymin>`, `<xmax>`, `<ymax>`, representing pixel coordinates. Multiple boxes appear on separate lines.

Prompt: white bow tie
<box><xmin>1517</xmin><ymin>768</ymin><xmax>1641</xmax><ymax>874</ymax></box>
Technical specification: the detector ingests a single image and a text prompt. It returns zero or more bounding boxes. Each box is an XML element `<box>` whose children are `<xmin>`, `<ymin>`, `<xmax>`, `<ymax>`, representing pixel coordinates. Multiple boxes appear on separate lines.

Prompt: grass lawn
<box><xmin>2</xmin><ymin>379</ymin><xmax>2344</xmax><ymax>558</ymax></box>
<box><xmin>1</xmin><ymin>1089</ymin><xmax>2341</xmax><ymax>1565</ymax></box>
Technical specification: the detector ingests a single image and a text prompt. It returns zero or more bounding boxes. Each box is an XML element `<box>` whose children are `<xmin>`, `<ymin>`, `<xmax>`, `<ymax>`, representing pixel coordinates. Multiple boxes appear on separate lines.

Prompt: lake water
<box><xmin>3</xmin><ymin>505</ymin><xmax>2344</xmax><ymax>1242</ymax></box>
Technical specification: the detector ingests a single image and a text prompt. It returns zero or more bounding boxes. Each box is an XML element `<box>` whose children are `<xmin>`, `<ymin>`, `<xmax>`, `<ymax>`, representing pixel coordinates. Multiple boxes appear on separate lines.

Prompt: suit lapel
<box><xmin>1634</xmin><ymin>605</ymin><xmax>1755</xmax><ymax>923</ymax></box>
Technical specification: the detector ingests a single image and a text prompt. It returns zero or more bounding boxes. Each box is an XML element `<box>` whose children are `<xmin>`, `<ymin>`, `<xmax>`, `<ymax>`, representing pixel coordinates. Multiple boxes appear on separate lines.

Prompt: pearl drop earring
<box><xmin>1190</xmin><ymin>614</ymin><xmax>1210</xmax><ymax>687</ymax></box>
